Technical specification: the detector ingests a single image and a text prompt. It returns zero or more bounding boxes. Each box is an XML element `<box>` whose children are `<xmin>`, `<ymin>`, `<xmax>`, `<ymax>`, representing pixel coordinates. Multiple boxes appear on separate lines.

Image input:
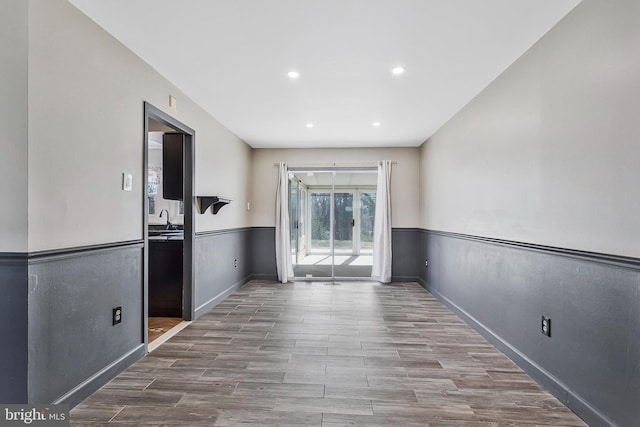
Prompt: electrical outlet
<box><xmin>234</xmin><ymin>259</ymin><xmax>238</xmax><ymax>268</ymax></box>
<box><xmin>541</xmin><ymin>316</ymin><xmax>551</xmax><ymax>337</ymax></box>
<box><xmin>113</xmin><ymin>307</ymin><xmax>122</xmax><ymax>325</ymax></box>
<box><xmin>425</xmin><ymin>259</ymin><xmax>428</xmax><ymax>268</ymax></box>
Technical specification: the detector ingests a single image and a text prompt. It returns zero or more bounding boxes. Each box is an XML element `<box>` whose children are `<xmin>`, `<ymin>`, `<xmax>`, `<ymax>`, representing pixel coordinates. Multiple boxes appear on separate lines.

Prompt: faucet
<box><xmin>159</xmin><ymin>209</ymin><xmax>172</xmax><ymax>229</ymax></box>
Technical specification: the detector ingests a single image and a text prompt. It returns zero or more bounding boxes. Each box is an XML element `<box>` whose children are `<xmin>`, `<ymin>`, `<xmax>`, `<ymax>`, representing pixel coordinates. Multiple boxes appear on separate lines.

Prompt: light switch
<box><xmin>122</xmin><ymin>173</ymin><xmax>133</xmax><ymax>191</ymax></box>
<box><xmin>169</xmin><ymin>95</ymin><xmax>177</xmax><ymax>109</ymax></box>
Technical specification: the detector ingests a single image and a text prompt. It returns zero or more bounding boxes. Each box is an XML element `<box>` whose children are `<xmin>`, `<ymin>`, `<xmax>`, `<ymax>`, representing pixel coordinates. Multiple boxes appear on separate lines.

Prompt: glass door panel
<box><xmin>359</xmin><ymin>191</ymin><xmax>376</xmax><ymax>254</ymax></box>
<box><xmin>310</xmin><ymin>191</ymin><xmax>331</xmax><ymax>253</ymax></box>
<box><xmin>295</xmin><ymin>178</ymin><xmax>333</xmax><ymax>278</ymax></box>
<box><xmin>297</xmin><ymin>186</ymin><xmax>307</xmax><ymax>258</ymax></box>
<box><xmin>333</xmin><ymin>192</ymin><xmax>354</xmax><ymax>254</ymax></box>
<box><xmin>289</xmin><ymin>178</ymin><xmax>298</xmax><ymax>267</ymax></box>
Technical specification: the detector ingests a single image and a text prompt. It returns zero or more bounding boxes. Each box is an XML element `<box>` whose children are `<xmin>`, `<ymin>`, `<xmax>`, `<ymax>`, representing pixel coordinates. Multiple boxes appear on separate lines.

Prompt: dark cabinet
<box><xmin>148</xmin><ymin>239</ymin><xmax>183</xmax><ymax>317</ymax></box>
<box><xmin>162</xmin><ymin>133</ymin><xmax>183</xmax><ymax>201</ymax></box>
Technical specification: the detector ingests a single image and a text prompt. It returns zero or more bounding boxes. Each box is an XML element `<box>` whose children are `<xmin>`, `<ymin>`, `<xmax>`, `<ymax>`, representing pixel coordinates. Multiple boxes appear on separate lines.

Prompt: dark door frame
<box><xmin>143</xmin><ymin>102</ymin><xmax>195</xmax><ymax>349</ymax></box>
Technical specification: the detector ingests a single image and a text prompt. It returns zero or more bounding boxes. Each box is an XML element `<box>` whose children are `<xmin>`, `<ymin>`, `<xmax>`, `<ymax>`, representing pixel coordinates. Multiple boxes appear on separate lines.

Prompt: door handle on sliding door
<box><xmin>351</xmin><ymin>218</ymin><xmax>355</xmax><ymax>227</ymax></box>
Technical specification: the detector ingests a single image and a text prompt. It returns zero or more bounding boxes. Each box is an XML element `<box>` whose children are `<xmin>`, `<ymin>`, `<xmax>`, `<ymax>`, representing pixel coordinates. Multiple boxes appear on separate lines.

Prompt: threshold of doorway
<box><xmin>148</xmin><ymin>320</ymin><xmax>192</xmax><ymax>353</ymax></box>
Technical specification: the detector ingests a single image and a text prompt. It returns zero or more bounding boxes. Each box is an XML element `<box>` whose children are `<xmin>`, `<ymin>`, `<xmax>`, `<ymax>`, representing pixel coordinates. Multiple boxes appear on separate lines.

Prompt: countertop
<box><xmin>149</xmin><ymin>233</ymin><xmax>184</xmax><ymax>241</ymax></box>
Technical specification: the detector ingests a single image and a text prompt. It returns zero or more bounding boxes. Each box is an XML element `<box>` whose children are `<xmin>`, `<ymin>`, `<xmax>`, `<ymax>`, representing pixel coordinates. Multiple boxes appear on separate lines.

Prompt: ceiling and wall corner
<box><xmin>67</xmin><ymin>0</ymin><xmax>581</xmax><ymax>149</ymax></box>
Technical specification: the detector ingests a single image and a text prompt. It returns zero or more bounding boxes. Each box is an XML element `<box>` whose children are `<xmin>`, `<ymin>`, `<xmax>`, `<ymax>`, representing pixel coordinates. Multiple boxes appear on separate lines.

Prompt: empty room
<box><xmin>1</xmin><ymin>0</ymin><xmax>638</xmax><ymax>426</ymax></box>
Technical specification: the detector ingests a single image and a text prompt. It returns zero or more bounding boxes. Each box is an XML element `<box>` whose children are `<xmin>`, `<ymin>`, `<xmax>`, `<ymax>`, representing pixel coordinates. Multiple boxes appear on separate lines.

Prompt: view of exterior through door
<box><xmin>290</xmin><ymin>169</ymin><xmax>377</xmax><ymax>279</ymax></box>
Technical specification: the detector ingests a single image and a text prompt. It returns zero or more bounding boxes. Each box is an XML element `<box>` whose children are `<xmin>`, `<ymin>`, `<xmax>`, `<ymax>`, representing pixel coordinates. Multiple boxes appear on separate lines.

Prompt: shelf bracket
<box><xmin>196</xmin><ymin>196</ymin><xmax>231</xmax><ymax>214</ymax></box>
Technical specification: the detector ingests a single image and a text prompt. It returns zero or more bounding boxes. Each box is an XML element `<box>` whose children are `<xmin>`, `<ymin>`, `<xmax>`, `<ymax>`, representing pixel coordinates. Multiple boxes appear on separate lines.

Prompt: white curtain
<box><xmin>371</xmin><ymin>160</ymin><xmax>392</xmax><ymax>283</ymax></box>
<box><xmin>275</xmin><ymin>162</ymin><xmax>293</xmax><ymax>283</ymax></box>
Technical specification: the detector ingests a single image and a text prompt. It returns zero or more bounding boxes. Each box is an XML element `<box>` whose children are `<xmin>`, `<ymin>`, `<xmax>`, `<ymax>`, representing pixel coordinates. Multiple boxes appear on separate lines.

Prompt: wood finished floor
<box><xmin>71</xmin><ymin>281</ymin><xmax>586</xmax><ymax>426</ymax></box>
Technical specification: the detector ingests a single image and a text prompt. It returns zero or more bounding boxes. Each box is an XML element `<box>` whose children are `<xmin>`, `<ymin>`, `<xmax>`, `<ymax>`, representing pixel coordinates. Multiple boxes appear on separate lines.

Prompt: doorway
<box><xmin>143</xmin><ymin>103</ymin><xmax>195</xmax><ymax>350</ymax></box>
<box><xmin>290</xmin><ymin>169</ymin><xmax>377</xmax><ymax>280</ymax></box>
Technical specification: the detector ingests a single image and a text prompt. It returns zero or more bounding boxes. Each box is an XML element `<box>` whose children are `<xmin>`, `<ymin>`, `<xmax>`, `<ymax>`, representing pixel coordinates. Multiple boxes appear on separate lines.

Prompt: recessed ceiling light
<box><xmin>392</xmin><ymin>67</ymin><xmax>405</xmax><ymax>75</ymax></box>
<box><xmin>305</xmin><ymin>122</ymin><xmax>314</xmax><ymax>128</ymax></box>
<box><xmin>287</xmin><ymin>71</ymin><xmax>300</xmax><ymax>79</ymax></box>
<box><xmin>372</xmin><ymin>121</ymin><xmax>381</xmax><ymax>127</ymax></box>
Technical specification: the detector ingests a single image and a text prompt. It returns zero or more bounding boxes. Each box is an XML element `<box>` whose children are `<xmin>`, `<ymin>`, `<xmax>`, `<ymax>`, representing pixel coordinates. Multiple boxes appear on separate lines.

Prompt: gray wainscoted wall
<box><xmin>246</xmin><ymin>227</ymin><xmax>421</xmax><ymax>281</ymax></box>
<box><xmin>0</xmin><ymin>255</ymin><xmax>28</xmax><ymax>403</ymax></box>
<box><xmin>4</xmin><ymin>227</ymin><xmax>275</xmax><ymax>407</ymax></box>
<box><xmin>194</xmin><ymin>228</ymin><xmax>253</xmax><ymax>317</ymax></box>
<box><xmin>249</xmin><ymin>227</ymin><xmax>277</xmax><ymax>281</ymax></box>
<box><xmin>391</xmin><ymin>228</ymin><xmax>423</xmax><ymax>282</ymax></box>
<box><xmin>27</xmin><ymin>242</ymin><xmax>145</xmax><ymax>406</ymax></box>
<box><xmin>419</xmin><ymin>229</ymin><xmax>640</xmax><ymax>427</ymax></box>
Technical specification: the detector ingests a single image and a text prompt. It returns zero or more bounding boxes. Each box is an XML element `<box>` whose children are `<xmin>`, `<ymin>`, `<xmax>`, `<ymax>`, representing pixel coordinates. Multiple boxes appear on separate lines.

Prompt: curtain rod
<box><xmin>273</xmin><ymin>161</ymin><xmax>397</xmax><ymax>167</ymax></box>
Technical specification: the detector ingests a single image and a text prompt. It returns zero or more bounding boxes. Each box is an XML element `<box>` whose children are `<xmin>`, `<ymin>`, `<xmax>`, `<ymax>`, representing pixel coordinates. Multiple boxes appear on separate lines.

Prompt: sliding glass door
<box><xmin>290</xmin><ymin>170</ymin><xmax>377</xmax><ymax>280</ymax></box>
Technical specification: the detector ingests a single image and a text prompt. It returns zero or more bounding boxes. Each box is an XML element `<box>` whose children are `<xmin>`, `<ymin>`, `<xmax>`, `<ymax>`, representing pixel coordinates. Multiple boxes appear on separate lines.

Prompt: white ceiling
<box><xmin>69</xmin><ymin>0</ymin><xmax>580</xmax><ymax>148</ymax></box>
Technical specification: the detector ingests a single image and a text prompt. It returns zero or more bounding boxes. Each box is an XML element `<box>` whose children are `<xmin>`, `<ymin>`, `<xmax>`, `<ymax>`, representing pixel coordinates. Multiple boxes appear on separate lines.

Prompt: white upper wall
<box><xmin>0</xmin><ymin>0</ymin><xmax>28</xmax><ymax>252</ymax></box>
<box><xmin>251</xmin><ymin>147</ymin><xmax>421</xmax><ymax>228</ymax></box>
<box><xmin>27</xmin><ymin>0</ymin><xmax>251</xmax><ymax>251</ymax></box>
<box><xmin>420</xmin><ymin>0</ymin><xmax>640</xmax><ymax>257</ymax></box>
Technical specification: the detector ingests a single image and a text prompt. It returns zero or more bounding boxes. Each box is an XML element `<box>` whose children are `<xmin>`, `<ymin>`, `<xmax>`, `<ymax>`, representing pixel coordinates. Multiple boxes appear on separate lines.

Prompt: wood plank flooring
<box><xmin>71</xmin><ymin>281</ymin><xmax>587</xmax><ymax>426</ymax></box>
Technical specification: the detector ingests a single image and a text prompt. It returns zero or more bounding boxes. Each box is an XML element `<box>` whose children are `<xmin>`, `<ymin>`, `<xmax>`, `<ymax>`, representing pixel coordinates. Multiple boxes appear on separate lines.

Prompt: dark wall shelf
<box><xmin>196</xmin><ymin>196</ymin><xmax>231</xmax><ymax>214</ymax></box>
